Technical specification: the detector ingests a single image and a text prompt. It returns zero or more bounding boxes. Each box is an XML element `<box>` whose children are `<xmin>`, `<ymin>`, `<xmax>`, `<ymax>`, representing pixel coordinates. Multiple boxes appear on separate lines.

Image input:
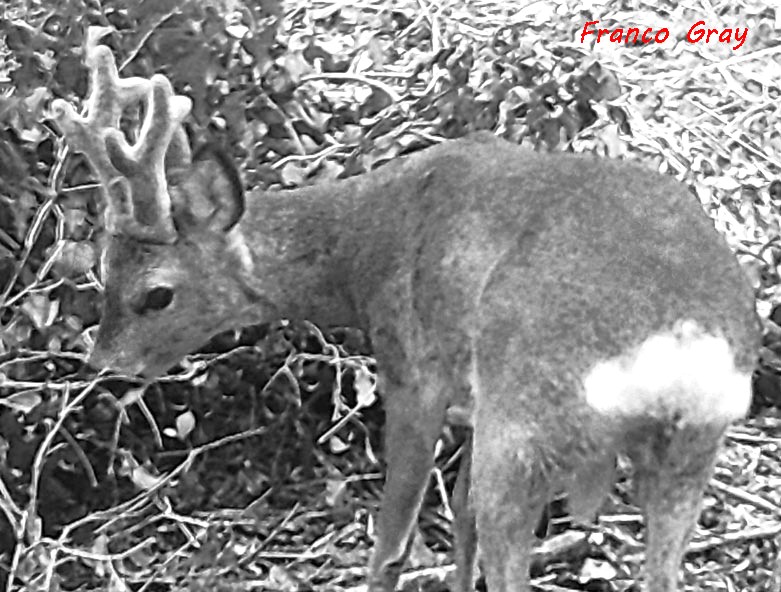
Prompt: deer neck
<box><xmin>229</xmin><ymin>181</ymin><xmax>364</xmax><ymax>328</ymax></box>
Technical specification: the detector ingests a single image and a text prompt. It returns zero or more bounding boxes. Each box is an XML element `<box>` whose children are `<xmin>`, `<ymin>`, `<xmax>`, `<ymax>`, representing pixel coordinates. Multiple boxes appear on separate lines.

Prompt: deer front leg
<box><xmin>367</xmin><ymin>375</ymin><xmax>449</xmax><ymax>591</ymax></box>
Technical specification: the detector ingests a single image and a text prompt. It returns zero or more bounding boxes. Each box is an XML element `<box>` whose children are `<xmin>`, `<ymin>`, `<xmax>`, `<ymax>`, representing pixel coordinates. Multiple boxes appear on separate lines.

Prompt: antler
<box><xmin>101</xmin><ymin>75</ymin><xmax>192</xmax><ymax>239</ymax></box>
<box><xmin>52</xmin><ymin>31</ymin><xmax>193</xmax><ymax>242</ymax></box>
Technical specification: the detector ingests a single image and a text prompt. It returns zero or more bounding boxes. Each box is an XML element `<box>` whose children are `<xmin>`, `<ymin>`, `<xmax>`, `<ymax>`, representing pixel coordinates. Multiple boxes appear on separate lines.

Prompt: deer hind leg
<box><xmin>367</xmin><ymin>379</ymin><xmax>449</xmax><ymax>592</ymax></box>
<box><xmin>583</xmin><ymin>322</ymin><xmax>752</xmax><ymax>592</ymax></box>
<box><xmin>472</xmin><ymin>426</ymin><xmax>546</xmax><ymax>592</ymax></box>
<box><xmin>628</xmin><ymin>422</ymin><xmax>727</xmax><ymax>592</ymax></box>
<box><xmin>451</xmin><ymin>430</ymin><xmax>478</xmax><ymax>592</ymax></box>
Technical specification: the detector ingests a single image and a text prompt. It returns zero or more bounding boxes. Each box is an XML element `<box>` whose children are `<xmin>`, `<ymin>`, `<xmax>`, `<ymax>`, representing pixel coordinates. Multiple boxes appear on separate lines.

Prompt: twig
<box><xmin>44</xmin><ymin>535</ymin><xmax>155</xmax><ymax>562</ymax></box>
<box><xmin>687</xmin><ymin>523</ymin><xmax>781</xmax><ymax>554</ymax></box>
<box><xmin>272</xmin><ymin>144</ymin><xmax>341</xmax><ymax>171</ymax></box>
<box><xmin>264</xmin><ymin>95</ymin><xmax>307</xmax><ymax>156</ymax></box>
<box><xmin>710</xmin><ymin>479</ymin><xmax>781</xmax><ymax>515</ymax></box>
<box><xmin>0</xmin><ymin>476</ymin><xmax>21</xmax><ymax>536</ymax></box>
<box><xmin>683</xmin><ymin>95</ymin><xmax>781</xmax><ymax>170</ymax></box>
<box><xmin>301</xmin><ymin>72</ymin><xmax>404</xmax><ymax>104</ymax></box>
<box><xmin>692</xmin><ymin>44</ymin><xmax>781</xmax><ymax>76</ymax></box>
<box><xmin>0</xmin><ymin>186</ymin><xmax>61</xmax><ymax>309</ymax></box>
<box><xmin>118</xmin><ymin>6</ymin><xmax>186</xmax><ymax>72</ymax></box>
<box><xmin>236</xmin><ymin>502</ymin><xmax>302</xmax><ymax>568</ymax></box>
<box><xmin>6</xmin><ymin>378</ymin><xmax>101</xmax><ymax>592</ymax></box>
<box><xmin>56</xmin><ymin>425</ymin><xmax>98</xmax><ymax>488</ymax></box>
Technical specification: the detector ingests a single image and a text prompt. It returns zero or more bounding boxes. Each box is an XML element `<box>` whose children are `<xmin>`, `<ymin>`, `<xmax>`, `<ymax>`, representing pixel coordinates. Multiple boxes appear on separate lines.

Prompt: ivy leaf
<box><xmin>21</xmin><ymin>293</ymin><xmax>58</xmax><ymax>330</ymax></box>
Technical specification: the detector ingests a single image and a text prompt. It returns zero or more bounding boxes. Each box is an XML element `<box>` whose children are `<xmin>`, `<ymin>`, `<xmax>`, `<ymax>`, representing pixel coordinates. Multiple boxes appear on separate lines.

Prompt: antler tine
<box><xmin>52</xmin><ymin>32</ymin><xmax>194</xmax><ymax>241</ymax></box>
<box><xmin>85</xmin><ymin>46</ymin><xmax>151</xmax><ymax>129</ymax></box>
<box><xmin>52</xmin><ymin>44</ymin><xmax>152</xmax><ymax>228</ymax></box>
<box><xmin>103</xmin><ymin>74</ymin><xmax>192</xmax><ymax>241</ymax></box>
<box><xmin>51</xmin><ymin>46</ymin><xmax>150</xmax><ymax>173</ymax></box>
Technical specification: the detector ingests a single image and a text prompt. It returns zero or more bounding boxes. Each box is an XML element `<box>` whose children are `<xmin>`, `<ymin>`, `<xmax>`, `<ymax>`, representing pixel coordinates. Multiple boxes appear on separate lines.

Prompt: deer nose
<box><xmin>87</xmin><ymin>346</ymin><xmax>111</xmax><ymax>371</ymax></box>
<box><xmin>88</xmin><ymin>346</ymin><xmax>145</xmax><ymax>376</ymax></box>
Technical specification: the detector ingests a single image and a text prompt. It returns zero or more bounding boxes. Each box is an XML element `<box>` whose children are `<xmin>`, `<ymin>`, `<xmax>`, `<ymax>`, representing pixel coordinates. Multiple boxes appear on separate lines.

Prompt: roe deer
<box><xmin>52</xmin><ymin>35</ymin><xmax>759</xmax><ymax>592</ymax></box>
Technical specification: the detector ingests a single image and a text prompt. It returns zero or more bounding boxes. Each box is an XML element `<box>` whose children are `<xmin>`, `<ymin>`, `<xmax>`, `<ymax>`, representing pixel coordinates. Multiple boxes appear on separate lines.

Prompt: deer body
<box><xmin>54</xmin><ymin>40</ymin><xmax>758</xmax><ymax>592</ymax></box>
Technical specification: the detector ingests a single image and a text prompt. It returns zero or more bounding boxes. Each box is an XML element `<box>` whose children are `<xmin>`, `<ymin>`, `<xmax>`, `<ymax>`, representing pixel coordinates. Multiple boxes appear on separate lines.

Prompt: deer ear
<box><xmin>170</xmin><ymin>144</ymin><xmax>245</xmax><ymax>233</ymax></box>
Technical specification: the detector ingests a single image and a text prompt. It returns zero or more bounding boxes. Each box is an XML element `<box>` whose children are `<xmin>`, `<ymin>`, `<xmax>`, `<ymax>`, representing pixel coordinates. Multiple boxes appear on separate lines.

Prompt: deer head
<box><xmin>53</xmin><ymin>37</ymin><xmax>248</xmax><ymax>376</ymax></box>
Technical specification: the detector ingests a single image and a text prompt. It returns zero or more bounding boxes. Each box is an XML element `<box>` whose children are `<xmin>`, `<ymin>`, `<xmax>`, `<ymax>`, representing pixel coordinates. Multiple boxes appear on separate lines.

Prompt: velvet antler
<box><xmin>52</xmin><ymin>29</ymin><xmax>193</xmax><ymax>242</ymax></box>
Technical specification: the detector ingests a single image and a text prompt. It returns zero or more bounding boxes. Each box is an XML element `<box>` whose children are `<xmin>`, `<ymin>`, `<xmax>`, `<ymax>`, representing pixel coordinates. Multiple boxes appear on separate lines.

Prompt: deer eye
<box><xmin>133</xmin><ymin>286</ymin><xmax>174</xmax><ymax>314</ymax></box>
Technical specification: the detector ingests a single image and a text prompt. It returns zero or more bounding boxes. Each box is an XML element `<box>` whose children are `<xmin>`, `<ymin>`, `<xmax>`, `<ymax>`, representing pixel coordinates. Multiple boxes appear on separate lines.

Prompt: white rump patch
<box><xmin>583</xmin><ymin>320</ymin><xmax>750</xmax><ymax>424</ymax></box>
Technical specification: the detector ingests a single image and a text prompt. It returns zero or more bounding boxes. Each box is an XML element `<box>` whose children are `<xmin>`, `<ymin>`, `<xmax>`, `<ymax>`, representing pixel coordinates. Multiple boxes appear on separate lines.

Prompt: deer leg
<box><xmin>451</xmin><ymin>431</ymin><xmax>478</xmax><ymax>592</ymax></box>
<box><xmin>367</xmin><ymin>380</ymin><xmax>449</xmax><ymax>592</ymax></box>
<box><xmin>472</xmin><ymin>429</ymin><xmax>544</xmax><ymax>592</ymax></box>
<box><xmin>630</xmin><ymin>422</ymin><xmax>727</xmax><ymax>592</ymax></box>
